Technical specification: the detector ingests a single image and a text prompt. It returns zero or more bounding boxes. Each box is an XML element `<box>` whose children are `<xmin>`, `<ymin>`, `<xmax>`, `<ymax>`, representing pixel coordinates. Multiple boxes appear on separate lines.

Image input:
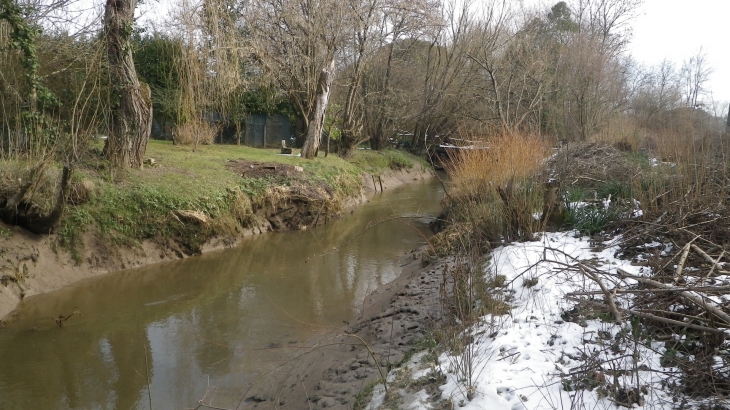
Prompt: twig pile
<box><xmin>543</xmin><ymin>142</ymin><xmax>642</xmax><ymax>190</ymax></box>
<box><xmin>562</xmin><ymin>213</ymin><xmax>730</xmax><ymax>402</ymax></box>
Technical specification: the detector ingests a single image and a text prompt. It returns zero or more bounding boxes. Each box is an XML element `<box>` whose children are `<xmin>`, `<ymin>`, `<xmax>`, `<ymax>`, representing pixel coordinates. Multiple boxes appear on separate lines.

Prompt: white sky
<box><xmin>630</xmin><ymin>0</ymin><xmax>730</xmax><ymax>106</ymax></box>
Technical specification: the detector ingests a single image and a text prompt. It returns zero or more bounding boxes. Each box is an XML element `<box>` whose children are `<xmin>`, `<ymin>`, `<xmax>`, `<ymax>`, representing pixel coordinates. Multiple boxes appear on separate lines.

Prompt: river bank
<box><xmin>0</xmin><ymin>144</ymin><xmax>434</xmax><ymax>322</ymax></box>
<box><xmin>241</xmin><ymin>249</ymin><xmax>450</xmax><ymax>409</ymax></box>
<box><xmin>0</xmin><ymin>172</ymin><xmax>444</xmax><ymax>410</ymax></box>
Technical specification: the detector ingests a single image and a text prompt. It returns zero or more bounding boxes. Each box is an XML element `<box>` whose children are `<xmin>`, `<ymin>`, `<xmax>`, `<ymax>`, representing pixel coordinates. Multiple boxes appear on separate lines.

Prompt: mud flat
<box><xmin>243</xmin><ymin>251</ymin><xmax>450</xmax><ymax>409</ymax></box>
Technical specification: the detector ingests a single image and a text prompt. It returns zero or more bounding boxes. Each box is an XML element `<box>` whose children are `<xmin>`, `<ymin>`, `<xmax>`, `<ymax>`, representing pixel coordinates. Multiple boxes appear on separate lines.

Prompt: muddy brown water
<box><xmin>0</xmin><ymin>178</ymin><xmax>444</xmax><ymax>410</ymax></box>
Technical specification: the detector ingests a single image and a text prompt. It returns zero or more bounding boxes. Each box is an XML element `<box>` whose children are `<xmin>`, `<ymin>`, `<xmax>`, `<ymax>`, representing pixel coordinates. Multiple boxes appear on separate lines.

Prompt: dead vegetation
<box><xmin>540</xmin><ymin>130</ymin><xmax>730</xmax><ymax>405</ymax></box>
<box><xmin>544</xmin><ymin>142</ymin><xmax>645</xmax><ymax>190</ymax></box>
<box><xmin>424</xmin><ymin>106</ymin><xmax>730</xmax><ymax>406</ymax></box>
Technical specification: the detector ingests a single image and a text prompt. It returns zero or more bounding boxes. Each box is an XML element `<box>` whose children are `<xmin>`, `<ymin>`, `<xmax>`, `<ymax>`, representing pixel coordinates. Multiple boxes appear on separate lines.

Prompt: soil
<box><xmin>0</xmin><ymin>166</ymin><xmax>434</xmax><ymax>321</ymax></box>
<box><xmin>227</xmin><ymin>159</ymin><xmax>307</xmax><ymax>179</ymax></box>
<box><xmin>360</xmin><ymin>167</ymin><xmax>434</xmax><ymax>193</ymax></box>
<box><xmin>242</xmin><ymin>252</ymin><xmax>452</xmax><ymax>409</ymax></box>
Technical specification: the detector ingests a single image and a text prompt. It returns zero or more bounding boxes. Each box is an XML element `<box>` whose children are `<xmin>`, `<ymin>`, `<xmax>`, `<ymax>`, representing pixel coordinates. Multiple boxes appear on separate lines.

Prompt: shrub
<box><xmin>174</xmin><ymin>119</ymin><xmax>218</xmax><ymax>146</ymax></box>
<box><xmin>443</xmin><ymin>132</ymin><xmax>551</xmax><ymax>242</ymax></box>
<box><xmin>565</xmin><ymin>202</ymin><xmax>617</xmax><ymax>235</ymax></box>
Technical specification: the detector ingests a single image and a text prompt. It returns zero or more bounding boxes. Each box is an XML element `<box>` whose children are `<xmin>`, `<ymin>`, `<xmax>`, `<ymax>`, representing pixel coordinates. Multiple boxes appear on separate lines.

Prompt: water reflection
<box><xmin>0</xmin><ymin>178</ymin><xmax>443</xmax><ymax>409</ymax></box>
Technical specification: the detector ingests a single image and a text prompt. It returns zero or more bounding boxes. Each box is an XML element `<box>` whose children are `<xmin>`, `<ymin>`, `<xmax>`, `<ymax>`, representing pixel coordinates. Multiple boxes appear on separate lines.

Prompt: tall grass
<box><xmin>431</xmin><ymin>134</ymin><xmax>547</xmax><ymax>403</ymax></box>
<box><xmin>632</xmin><ymin>129</ymin><xmax>730</xmax><ymax>217</ymax></box>
<box><xmin>173</xmin><ymin>119</ymin><xmax>218</xmax><ymax>148</ymax></box>
<box><xmin>442</xmin><ymin>133</ymin><xmax>551</xmax><ymax>244</ymax></box>
<box><xmin>582</xmin><ymin>106</ymin><xmax>730</xmax><ymax>219</ymax></box>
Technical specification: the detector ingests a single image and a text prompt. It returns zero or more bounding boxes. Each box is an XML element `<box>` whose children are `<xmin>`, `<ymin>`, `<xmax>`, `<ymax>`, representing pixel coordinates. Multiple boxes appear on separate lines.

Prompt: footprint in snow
<box><xmin>496</xmin><ymin>386</ymin><xmax>515</xmax><ymax>401</ymax></box>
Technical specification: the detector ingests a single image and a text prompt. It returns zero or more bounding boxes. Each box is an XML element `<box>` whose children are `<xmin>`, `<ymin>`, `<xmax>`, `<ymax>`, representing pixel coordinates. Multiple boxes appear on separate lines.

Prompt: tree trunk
<box><xmin>1</xmin><ymin>164</ymin><xmax>73</xmax><ymax>234</ymax></box>
<box><xmin>104</xmin><ymin>0</ymin><xmax>153</xmax><ymax>169</ymax></box>
<box><xmin>302</xmin><ymin>59</ymin><xmax>335</xmax><ymax>159</ymax></box>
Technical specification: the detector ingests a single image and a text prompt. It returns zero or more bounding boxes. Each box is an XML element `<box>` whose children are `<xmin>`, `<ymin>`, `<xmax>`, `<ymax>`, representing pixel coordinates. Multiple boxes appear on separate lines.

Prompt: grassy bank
<box><xmin>1</xmin><ymin>141</ymin><xmax>429</xmax><ymax>264</ymax></box>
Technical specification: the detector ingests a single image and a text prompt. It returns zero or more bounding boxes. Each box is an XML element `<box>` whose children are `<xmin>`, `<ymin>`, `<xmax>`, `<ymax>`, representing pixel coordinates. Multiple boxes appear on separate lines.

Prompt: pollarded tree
<box><xmin>461</xmin><ymin>0</ymin><xmax>553</xmax><ymax>134</ymax></box>
<box><xmin>104</xmin><ymin>0</ymin><xmax>152</xmax><ymax>169</ymax></box>
<box><xmin>360</xmin><ymin>0</ymin><xmax>442</xmax><ymax>150</ymax></box>
<box><xmin>334</xmin><ymin>0</ymin><xmax>384</xmax><ymax>157</ymax></box>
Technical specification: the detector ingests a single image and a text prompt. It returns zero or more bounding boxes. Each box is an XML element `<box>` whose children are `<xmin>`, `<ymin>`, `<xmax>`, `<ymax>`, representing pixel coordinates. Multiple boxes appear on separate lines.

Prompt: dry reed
<box><xmin>446</xmin><ymin>133</ymin><xmax>550</xmax><ymax>199</ymax></box>
<box><xmin>440</xmin><ymin>133</ymin><xmax>551</xmax><ymax>244</ymax></box>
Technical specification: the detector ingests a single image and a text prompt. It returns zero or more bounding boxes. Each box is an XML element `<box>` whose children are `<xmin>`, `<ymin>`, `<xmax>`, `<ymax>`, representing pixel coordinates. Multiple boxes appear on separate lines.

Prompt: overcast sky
<box><xmin>630</xmin><ymin>0</ymin><xmax>729</xmax><ymax>107</ymax></box>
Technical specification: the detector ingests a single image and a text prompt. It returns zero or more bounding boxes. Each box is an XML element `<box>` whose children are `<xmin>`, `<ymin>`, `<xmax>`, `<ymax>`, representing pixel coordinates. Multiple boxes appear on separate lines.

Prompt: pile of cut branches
<box><xmin>562</xmin><ymin>211</ymin><xmax>730</xmax><ymax>402</ymax></box>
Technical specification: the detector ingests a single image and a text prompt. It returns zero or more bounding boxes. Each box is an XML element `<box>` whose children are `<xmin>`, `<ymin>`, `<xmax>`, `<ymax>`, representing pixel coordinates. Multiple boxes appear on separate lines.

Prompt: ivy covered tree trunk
<box><xmin>104</xmin><ymin>0</ymin><xmax>152</xmax><ymax>169</ymax></box>
<box><xmin>301</xmin><ymin>59</ymin><xmax>335</xmax><ymax>159</ymax></box>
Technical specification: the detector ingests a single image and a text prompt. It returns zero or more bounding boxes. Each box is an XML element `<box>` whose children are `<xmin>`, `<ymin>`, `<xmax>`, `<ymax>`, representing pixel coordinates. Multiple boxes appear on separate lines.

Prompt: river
<box><xmin>0</xmin><ymin>178</ymin><xmax>444</xmax><ymax>410</ymax></box>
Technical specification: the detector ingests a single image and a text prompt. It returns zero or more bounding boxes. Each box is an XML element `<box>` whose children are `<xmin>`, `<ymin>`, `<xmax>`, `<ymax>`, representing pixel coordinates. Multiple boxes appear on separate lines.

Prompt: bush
<box><xmin>443</xmin><ymin>133</ymin><xmax>551</xmax><ymax>242</ymax></box>
<box><xmin>174</xmin><ymin>119</ymin><xmax>218</xmax><ymax>146</ymax></box>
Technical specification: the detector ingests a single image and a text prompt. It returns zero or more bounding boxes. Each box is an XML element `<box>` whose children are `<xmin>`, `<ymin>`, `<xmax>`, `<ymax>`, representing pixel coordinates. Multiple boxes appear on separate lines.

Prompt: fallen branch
<box><xmin>692</xmin><ymin>244</ymin><xmax>718</xmax><ymax>266</ymax></box>
<box><xmin>617</xmin><ymin>269</ymin><xmax>730</xmax><ymax>326</ymax></box>
<box><xmin>567</xmin><ymin>285</ymin><xmax>730</xmax><ymax>296</ymax></box>
<box><xmin>706</xmin><ymin>250</ymin><xmax>726</xmax><ymax>279</ymax></box>
<box><xmin>578</xmin><ymin>264</ymin><xmax>622</xmax><ymax>323</ymax></box>
<box><xmin>566</xmin><ymin>297</ymin><xmax>727</xmax><ymax>335</ymax></box>
<box><xmin>675</xmin><ymin>237</ymin><xmax>698</xmax><ymax>282</ymax></box>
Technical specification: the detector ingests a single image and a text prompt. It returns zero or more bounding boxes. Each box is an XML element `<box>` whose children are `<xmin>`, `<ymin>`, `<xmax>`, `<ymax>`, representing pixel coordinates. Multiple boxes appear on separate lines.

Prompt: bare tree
<box><xmin>572</xmin><ymin>0</ymin><xmax>641</xmax><ymax>51</ymax></box>
<box><xmin>104</xmin><ymin>0</ymin><xmax>152</xmax><ymax>168</ymax></box>
<box><xmin>244</xmin><ymin>0</ymin><xmax>345</xmax><ymax>158</ymax></box>
<box><xmin>681</xmin><ymin>47</ymin><xmax>713</xmax><ymax>108</ymax></box>
<box><xmin>408</xmin><ymin>0</ymin><xmax>474</xmax><ymax>150</ymax></box>
<box><xmin>361</xmin><ymin>0</ymin><xmax>442</xmax><ymax>150</ymax></box>
<box><xmin>546</xmin><ymin>0</ymin><xmax>640</xmax><ymax>140</ymax></box>
<box><xmin>461</xmin><ymin>1</ymin><xmax>552</xmax><ymax>134</ymax></box>
<box><xmin>560</xmin><ymin>33</ymin><xmax>630</xmax><ymax>140</ymax></box>
<box><xmin>335</xmin><ymin>0</ymin><xmax>383</xmax><ymax>156</ymax></box>
<box><xmin>302</xmin><ymin>59</ymin><xmax>335</xmax><ymax>157</ymax></box>
<box><xmin>631</xmin><ymin>59</ymin><xmax>682</xmax><ymax>123</ymax></box>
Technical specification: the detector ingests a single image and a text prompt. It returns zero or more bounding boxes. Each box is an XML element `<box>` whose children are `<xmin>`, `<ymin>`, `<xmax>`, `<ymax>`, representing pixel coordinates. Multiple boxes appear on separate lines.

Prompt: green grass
<box><xmin>141</xmin><ymin>141</ymin><xmax>357</xmax><ymax>195</ymax></box>
<box><xmin>349</xmin><ymin>148</ymin><xmax>428</xmax><ymax>174</ymax></box>
<box><xmin>352</xmin><ymin>379</ymin><xmax>381</xmax><ymax>410</ymax></box>
<box><xmin>597</xmin><ymin>181</ymin><xmax>632</xmax><ymax>200</ymax></box>
<box><xmin>564</xmin><ymin>203</ymin><xmax>618</xmax><ymax>235</ymax></box>
<box><xmin>625</xmin><ymin>150</ymin><xmax>652</xmax><ymax>169</ymax></box>
<box><xmin>53</xmin><ymin>141</ymin><xmax>425</xmax><ymax>261</ymax></box>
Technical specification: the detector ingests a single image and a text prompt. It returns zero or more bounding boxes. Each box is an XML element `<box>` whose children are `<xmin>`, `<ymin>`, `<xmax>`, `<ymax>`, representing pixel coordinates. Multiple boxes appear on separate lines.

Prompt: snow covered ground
<box><xmin>369</xmin><ymin>231</ymin><xmax>730</xmax><ymax>409</ymax></box>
